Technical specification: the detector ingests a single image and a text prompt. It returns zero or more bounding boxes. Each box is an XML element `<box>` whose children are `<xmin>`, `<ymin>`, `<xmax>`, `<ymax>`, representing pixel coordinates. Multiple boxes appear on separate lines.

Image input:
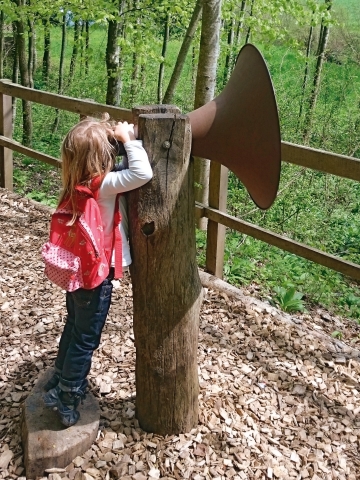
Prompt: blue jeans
<box><xmin>54</xmin><ymin>269</ymin><xmax>114</xmax><ymax>392</ymax></box>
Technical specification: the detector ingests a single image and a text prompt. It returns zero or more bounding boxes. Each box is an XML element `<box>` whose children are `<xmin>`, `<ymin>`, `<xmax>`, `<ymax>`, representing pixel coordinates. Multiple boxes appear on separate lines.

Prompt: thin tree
<box><xmin>193</xmin><ymin>0</ymin><xmax>222</xmax><ymax>229</ymax></box>
<box><xmin>13</xmin><ymin>0</ymin><xmax>32</xmax><ymax>146</ymax></box>
<box><xmin>0</xmin><ymin>11</ymin><xmax>4</xmax><ymax>78</ymax></box>
<box><xmin>27</xmin><ymin>13</ymin><xmax>35</xmax><ymax>88</ymax></box>
<box><xmin>222</xmin><ymin>16</ymin><xmax>235</xmax><ymax>87</ymax></box>
<box><xmin>298</xmin><ymin>12</ymin><xmax>315</xmax><ymax>126</ymax></box>
<box><xmin>129</xmin><ymin>0</ymin><xmax>140</xmax><ymax>105</ymax></box>
<box><xmin>68</xmin><ymin>19</ymin><xmax>80</xmax><ymax>85</ymax></box>
<box><xmin>42</xmin><ymin>17</ymin><xmax>51</xmax><ymax>85</ymax></box>
<box><xmin>106</xmin><ymin>0</ymin><xmax>126</xmax><ymax>106</ymax></box>
<box><xmin>244</xmin><ymin>0</ymin><xmax>255</xmax><ymax>44</ymax></box>
<box><xmin>157</xmin><ymin>11</ymin><xmax>170</xmax><ymax>103</ymax></box>
<box><xmin>11</xmin><ymin>21</ymin><xmax>19</xmax><ymax>123</ymax></box>
<box><xmin>52</xmin><ymin>13</ymin><xmax>66</xmax><ymax>133</ymax></box>
<box><xmin>163</xmin><ymin>0</ymin><xmax>202</xmax><ymax>104</ymax></box>
<box><xmin>303</xmin><ymin>0</ymin><xmax>332</xmax><ymax>144</ymax></box>
<box><xmin>85</xmin><ymin>20</ymin><xmax>90</xmax><ymax>76</ymax></box>
<box><xmin>235</xmin><ymin>0</ymin><xmax>247</xmax><ymax>44</ymax></box>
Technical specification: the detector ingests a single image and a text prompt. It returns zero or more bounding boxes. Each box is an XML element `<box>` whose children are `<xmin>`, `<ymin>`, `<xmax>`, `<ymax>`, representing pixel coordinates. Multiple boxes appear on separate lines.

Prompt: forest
<box><xmin>1</xmin><ymin>0</ymin><xmax>360</xmax><ymax>323</ymax></box>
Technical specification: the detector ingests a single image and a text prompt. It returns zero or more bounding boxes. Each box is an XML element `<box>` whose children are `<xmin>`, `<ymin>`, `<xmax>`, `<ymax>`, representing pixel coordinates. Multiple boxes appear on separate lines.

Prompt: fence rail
<box><xmin>1</xmin><ymin>79</ymin><xmax>359</xmax><ymax>281</ymax></box>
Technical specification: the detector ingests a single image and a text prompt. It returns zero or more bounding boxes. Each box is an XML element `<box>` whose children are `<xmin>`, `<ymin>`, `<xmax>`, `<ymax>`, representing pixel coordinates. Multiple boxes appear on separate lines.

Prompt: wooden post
<box><xmin>205</xmin><ymin>162</ymin><xmax>228</xmax><ymax>278</ymax></box>
<box><xmin>127</xmin><ymin>110</ymin><xmax>203</xmax><ymax>435</ymax></box>
<box><xmin>0</xmin><ymin>91</ymin><xmax>13</xmax><ymax>189</ymax></box>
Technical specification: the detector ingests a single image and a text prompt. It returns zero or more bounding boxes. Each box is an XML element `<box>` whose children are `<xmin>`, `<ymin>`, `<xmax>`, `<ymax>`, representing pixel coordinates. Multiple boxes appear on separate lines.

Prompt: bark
<box><xmin>27</xmin><ymin>16</ymin><xmax>35</xmax><ymax>88</ymax></box>
<box><xmin>157</xmin><ymin>12</ymin><xmax>170</xmax><ymax>104</ymax></box>
<box><xmin>316</xmin><ymin>24</ymin><xmax>325</xmax><ymax>57</ymax></box>
<box><xmin>129</xmin><ymin>0</ymin><xmax>140</xmax><ymax>105</ymax></box>
<box><xmin>85</xmin><ymin>21</ymin><xmax>90</xmax><ymax>76</ymax></box>
<box><xmin>11</xmin><ymin>22</ymin><xmax>18</xmax><ymax>123</ymax></box>
<box><xmin>52</xmin><ymin>14</ymin><xmax>66</xmax><ymax>133</ymax></box>
<box><xmin>106</xmin><ymin>19</ymin><xmax>122</xmax><ymax>106</ymax></box>
<box><xmin>128</xmin><ymin>108</ymin><xmax>203</xmax><ymax>434</ymax></box>
<box><xmin>68</xmin><ymin>20</ymin><xmax>80</xmax><ymax>85</ymax></box>
<box><xmin>0</xmin><ymin>11</ymin><xmax>4</xmax><ymax>78</ymax></box>
<box><xmin>303</xmin><ymin>0</ymin><xmax>332</xmax><ymax>144</ymax></box>
<box><xmin>222</xmin><ymin>17</ymin><xmax>235</xmax><ymax>87</ymax></box>
<box><xmin>245</xmin><ymin>0</ymin><xmax>255</xmax><ymax>44</ymax></box>
<box><xmin>298</xmin><ymin>18</ymin><xmax>314</xmax><ymax>124</ymax></box>
<box><xmin>163</xmin><ymin>0</ymin><xmax>202</xmax><ymax>104</ymax></box>
<box><xmin>105</xmin><ymin>0</ymin><xmax>126</xmax><ymax>106</ymax></box>
<box><xmin>193</xmin><ymin>0</ymin><xmax>222</xmax><ymax>229</ymax></box>
<box><xmin>13</xmin><ymin>4</ymin><xmax>32</xmax><ymax>147</ymax></box>
<box><xmin>235</xmin><ymin>0</ymin><xmax>247</xmax><ymax>45</ymax></box>
<box><xmin>42</xmin><ymin>18</ymin><xmax>51</xmax><ymax>85</ymax></box>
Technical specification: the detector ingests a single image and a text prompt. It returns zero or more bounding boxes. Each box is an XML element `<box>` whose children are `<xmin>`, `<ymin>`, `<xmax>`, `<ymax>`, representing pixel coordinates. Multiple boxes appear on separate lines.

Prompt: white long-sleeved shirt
<box><xmin>97</xmin><ymin>140</ymin><xmax>152</xmax><ymax>267</ymax></box>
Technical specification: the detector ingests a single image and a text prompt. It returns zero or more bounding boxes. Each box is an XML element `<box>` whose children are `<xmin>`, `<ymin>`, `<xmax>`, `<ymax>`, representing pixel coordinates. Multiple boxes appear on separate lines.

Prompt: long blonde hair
<box><xmin>59</xmin><ymin>115</ymin><xmax>116</xmax><ymax>223</ymax></box>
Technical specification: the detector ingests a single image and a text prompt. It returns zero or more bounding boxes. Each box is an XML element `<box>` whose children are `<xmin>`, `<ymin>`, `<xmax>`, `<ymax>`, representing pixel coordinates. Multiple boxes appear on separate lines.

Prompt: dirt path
<box><xmin>0</xmin><ymin>188</ymin><xmax>359</xmax><ymax>480</ymax></box>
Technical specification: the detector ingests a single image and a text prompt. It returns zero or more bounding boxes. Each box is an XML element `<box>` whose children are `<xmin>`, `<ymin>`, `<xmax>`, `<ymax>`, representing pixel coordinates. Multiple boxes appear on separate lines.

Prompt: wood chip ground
<box><xmin>1</xmin><ymin>188</ymin><xmax>360</xmax><ymax>480</ymax></box>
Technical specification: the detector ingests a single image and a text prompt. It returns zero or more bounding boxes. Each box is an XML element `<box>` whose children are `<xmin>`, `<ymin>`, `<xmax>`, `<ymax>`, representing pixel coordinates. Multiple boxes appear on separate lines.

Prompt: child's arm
<box><xmin>101</xmin><ymin>122</ymin><xmax>153</xmax><ymax>195</ymax></box>
<box><xmin>113</xmin><ymin>121</ymin><xmax>136</xmax><ymax>144</ymax></box>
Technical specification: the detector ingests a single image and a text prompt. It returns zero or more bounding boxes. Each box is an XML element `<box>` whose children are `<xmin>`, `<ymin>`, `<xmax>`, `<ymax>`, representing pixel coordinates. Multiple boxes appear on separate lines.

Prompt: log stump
<box><xmin>128</xmin><ymin>110</ymin><xmax>203</xmax><ymax>435</ymax></box>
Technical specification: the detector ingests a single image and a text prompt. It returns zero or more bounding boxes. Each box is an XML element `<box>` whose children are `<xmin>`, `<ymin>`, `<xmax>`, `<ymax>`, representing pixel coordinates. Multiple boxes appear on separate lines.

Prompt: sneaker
<box><xmin>43</xmin><ymin>385</ymin><xmax>61</xmax><ymax>408</ymax></box>
<box><xmin>57</xmin><ymin>390</ymin><xmax>81</xmax><ymax>427</ymax></box>
<box><xmin>43</xmin><ymin>380</ymin><xmax>88</xmax><ymax>409</ymax></box>
<box><xmin>44</xmin><ymin>372</ymin><xmax>60</xmax><ymax>392</ymax></box>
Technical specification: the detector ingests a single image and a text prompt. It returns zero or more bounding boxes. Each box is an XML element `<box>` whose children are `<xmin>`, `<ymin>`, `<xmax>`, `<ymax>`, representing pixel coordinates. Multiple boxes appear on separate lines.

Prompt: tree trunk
<box><xmin>0</xmin><ymin>11</ymin><xmax>4</xmax><ymax>78</ymax></box>
<box><xmin>106</xmin><ymin>18</ymin><xmax>123</xmax><ymax>106</ymax></box>
<box><xmin>303</xmin><ymin>0</ymin><xmax>332</xmax><ymax>144</ymax></box>
<box><xmin>157</xmin><ymin>12</ymin><xmax>170</xmax><ymax>103</ymax></box>
<box><xmin>223</xmin><ymin>17</ymin><xmax>235</xmax><ymax>87</ymax></box>
<box><xmin>163</xmin><ymin>0</ymin><xmax>202</xmax><ymax>104</ymax></box>
<box><xmin>27</xmin><ymin>15</ymin><xmax>35</xmax><ymax>88</ymax></box>
<box><xmin>68</xmin><ymin>19</ymin><xmax>80</xmax><ymax>85</ymax></box>
<box><xmin>193</xmin><ymin>0</ymin><xmax>222</xmax><ymax>230</ymax></box>
<box><xmin>129</xmin><ymin>0</ymin><xmax>140</xmax><ymax>105</ymax></box>
<box><xmin>129</xmin><ymin>48</ymin><xmax>139</xmax><ymax>104</ymax></box>
<box><xmin>245</xmin><ymin>0</ymin><xmax>255</xmax><ymax>44</ymax></box>
<box><xmin>52</xmin><ymin>14</ymin><xmax>66</xmax><ymax>133</ymax></box>
<box><xmin>235</xmin><ymin>0</ymin><xmax>247</xmax><ymax>44</ymax></box>
<box><xmin>14</xmin><ymin>6</ymin><xmax>32</xmax><ymax>147</ymax></box>
<box><xmin>230</xmin><ymin>0</ymin><xmax>247</xmax><ymax>72</ymax></box>
<box><xmin>316</xmin><ymin>24</ymin><xmax>324</xmax><ymax>57</ymax></box>
<box><xmin>42</xmin><ymin>17</ymin><xmax>51</xmax><ymax>85</ymax></box>
<box><xmin>128</xmin><ymin>107</ymin><xmax>203</xmax><ymax>435</ymax></box>
<box><xmin>298</xmin><ymin>17</ymin><xmax>314</xmax><ymax>125</ymax></box>
<box><xmin>85</xmin><ymin>21</ymin><xmax>90</xmax><ymax>76</ymax></box>
<box><xmin>11</xmin><ymin>22</ymin><xmax>18</xmax><ymax>123</ymax></box>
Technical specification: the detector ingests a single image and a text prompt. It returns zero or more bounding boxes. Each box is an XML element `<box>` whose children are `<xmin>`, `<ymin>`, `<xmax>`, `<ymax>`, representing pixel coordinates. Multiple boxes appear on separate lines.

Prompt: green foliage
<box><xmin>331</xmin><ymin>330</ymin><xmax>343</xmax><ymax>339</ymax></box>
<box><xmin>271</xmin><ymin>286</ymin><xmax>305</xmax><ymax>313</ymax></box>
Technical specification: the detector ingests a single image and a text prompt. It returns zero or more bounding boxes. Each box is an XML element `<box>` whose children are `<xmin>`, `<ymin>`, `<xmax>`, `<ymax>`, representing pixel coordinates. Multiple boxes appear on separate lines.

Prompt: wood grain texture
<box><xmin>128</xmin><ymin>111</ymin><xmax>203</xmax><ymax>434</ymax></box>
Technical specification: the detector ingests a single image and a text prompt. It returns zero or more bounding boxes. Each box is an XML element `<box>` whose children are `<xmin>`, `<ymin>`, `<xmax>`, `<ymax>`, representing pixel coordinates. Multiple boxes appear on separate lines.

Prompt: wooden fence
<box><xmin>1</xmin><ymin>79</ymin><xmax>360</xmax><ymax>281</ymax></box>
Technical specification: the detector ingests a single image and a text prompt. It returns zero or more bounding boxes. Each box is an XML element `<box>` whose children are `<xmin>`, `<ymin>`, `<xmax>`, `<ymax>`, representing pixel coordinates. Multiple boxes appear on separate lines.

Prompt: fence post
<box><xmin>127</xmin><ymin>110</ymin><xmax>203</xmax><ymax>435</ymax></box>
<box><xmin>205</xmin><ymin>162</ymin><xmax>228</xmax><ymax>278</ymax></box>
<box><xmin>0</xmin><ymin>89</ymin><xmax>13</xmax><ymax>189</ymax></box>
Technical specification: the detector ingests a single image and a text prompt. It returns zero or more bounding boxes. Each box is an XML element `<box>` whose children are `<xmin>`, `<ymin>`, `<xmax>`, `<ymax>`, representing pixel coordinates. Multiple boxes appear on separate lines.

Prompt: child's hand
<box><xmin>113</xmin><ymin>121</ymin><xmax>136</xmax><ymax>144</ymax></box>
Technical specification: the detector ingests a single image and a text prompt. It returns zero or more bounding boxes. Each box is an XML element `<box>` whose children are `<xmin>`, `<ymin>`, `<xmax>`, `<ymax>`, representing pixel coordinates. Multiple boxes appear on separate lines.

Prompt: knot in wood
<box><xmin>141</xmin><ymin>221</ymin><xmax>155</xmax><ymax>236</ymax></box>
<box><xmin>162</xmin><ymin>141</ymin><xmax>171</xmax><ymax>149</ymax></box>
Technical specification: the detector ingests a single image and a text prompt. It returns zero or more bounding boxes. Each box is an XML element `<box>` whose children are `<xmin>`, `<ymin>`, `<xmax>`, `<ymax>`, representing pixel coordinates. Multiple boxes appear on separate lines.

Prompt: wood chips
<box><xmin>0</xmin><ymin>188</ymin><xmax>360</xmax><ymax>480</ymax></box>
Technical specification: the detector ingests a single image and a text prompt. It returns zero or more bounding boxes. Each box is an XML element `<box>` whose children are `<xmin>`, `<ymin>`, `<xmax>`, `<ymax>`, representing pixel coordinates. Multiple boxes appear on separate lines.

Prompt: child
<box><xmin>43</xmin><ymin>116</ymin><xmax>152</xmax><ymax>427</ymax></box>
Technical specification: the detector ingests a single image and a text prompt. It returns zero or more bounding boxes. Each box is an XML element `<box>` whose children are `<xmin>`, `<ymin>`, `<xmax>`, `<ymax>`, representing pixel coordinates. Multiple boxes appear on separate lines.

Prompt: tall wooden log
<box><xmin>128</xmin><ymin>111</ymin><xmax>203</xmax><ymax>435</ymax></box>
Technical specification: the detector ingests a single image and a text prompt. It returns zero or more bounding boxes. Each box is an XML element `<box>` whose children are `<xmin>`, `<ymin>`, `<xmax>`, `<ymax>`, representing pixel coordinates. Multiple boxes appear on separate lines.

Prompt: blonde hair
<box><xmin>59</xmin><ymin>115</ymin><xmax>116</xmax><ymax>223</ymax></box>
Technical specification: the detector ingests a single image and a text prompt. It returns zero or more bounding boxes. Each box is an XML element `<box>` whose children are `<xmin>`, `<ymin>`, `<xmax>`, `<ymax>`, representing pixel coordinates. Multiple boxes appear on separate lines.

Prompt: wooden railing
<box><xmin>1</xmin><ymin>79</ymin><xmax>360</xmax><ymax>281</ymax></box>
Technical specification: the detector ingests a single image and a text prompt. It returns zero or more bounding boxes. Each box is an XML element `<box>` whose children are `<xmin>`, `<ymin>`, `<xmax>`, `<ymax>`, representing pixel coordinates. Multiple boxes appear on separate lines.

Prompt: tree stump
<box><xmin>128</xmin><ymin>111</ymin><xmax>203</xmax><ymax>435</ymax></box>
